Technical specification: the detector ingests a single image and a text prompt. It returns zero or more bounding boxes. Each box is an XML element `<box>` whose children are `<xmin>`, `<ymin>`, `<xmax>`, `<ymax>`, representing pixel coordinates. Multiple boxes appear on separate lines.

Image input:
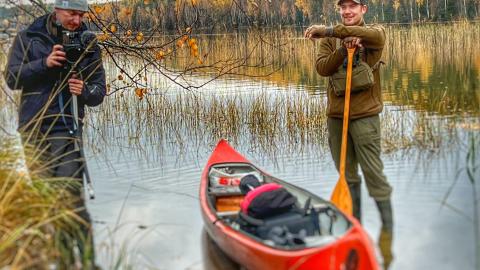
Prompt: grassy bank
<box><xmin>0</xmin><ymin>134</ymin><xmax>92</xmax><ymax>269</ymax></box>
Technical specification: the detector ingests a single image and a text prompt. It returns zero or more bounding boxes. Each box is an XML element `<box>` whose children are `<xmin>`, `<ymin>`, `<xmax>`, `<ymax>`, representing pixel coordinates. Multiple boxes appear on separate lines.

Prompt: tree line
<box><xmin>1</xmin><ymin>0</ymin><xmax>479</xmax><ymax>32</ymax></box>
<box><xmin>95</xmin><ymin>0</ymin><xmax>479</xmax><ymax>31</ymax></box>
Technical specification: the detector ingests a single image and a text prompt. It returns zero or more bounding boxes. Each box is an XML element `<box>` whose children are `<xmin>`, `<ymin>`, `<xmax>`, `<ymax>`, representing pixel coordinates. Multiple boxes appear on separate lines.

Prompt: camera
<box><xmin>62</xmin><ymin>30</ymin><xmax>97</xmax><ymax>64</ymax></box>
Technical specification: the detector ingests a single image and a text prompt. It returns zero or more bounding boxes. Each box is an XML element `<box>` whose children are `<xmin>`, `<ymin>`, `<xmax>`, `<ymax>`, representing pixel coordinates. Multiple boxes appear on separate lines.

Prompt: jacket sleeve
<box><xmin>331</xmin><ymin>24</ymin><xmax>385</xmax><ymax>49</ymax></box>
<box><xmin>315</xmin><ymin>38</ymin><xmax>346</xmax><ymax>77</ymax></box>
<box><xmin>4</xmin><ymin>34</ymin><xmax>49</xmax><ymax>91</ymax></box>
<box><xmin>79</xmin><ymin>46</ymin><xmax>106</xmax><ymax>107</ymax></box>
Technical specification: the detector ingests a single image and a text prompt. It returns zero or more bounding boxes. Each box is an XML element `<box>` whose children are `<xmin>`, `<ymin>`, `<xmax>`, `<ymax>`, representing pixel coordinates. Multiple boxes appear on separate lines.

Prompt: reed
<box><xmin>86</xmin><ymin>87</ymin><xmax>467</xmax><ymax>161</ymax></box>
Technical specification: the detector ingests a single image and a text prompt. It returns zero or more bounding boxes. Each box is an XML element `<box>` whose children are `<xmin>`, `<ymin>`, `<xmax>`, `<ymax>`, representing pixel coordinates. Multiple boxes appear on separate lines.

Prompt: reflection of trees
<box><xmin>381</xmin><ymin>23</ymin><xmax>480</xmax><ymax>115</ymax></box>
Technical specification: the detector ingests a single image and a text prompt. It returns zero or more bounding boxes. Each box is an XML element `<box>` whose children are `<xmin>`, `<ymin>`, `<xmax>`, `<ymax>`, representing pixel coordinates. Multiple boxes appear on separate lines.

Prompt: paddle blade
<box><xmin>330</xmin><ymin>176</ymin><xmax>353</xmax><ymax>215</ymax></box>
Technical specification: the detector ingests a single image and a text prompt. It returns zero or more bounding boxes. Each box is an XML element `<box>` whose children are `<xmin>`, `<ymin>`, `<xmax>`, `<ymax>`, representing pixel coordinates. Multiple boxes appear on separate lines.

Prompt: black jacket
<box><xmin>4</xmin><ymin>14</ymin><xmax>106</xmax><ymax>133</ymax></box>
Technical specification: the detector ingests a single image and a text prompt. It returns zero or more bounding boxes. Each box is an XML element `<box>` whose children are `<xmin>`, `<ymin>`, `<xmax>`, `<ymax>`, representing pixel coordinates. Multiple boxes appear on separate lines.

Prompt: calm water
<box><xmin>84</xmin><ymin>24</ymin><xmax>478</xmax><ymax>269</ymax></box>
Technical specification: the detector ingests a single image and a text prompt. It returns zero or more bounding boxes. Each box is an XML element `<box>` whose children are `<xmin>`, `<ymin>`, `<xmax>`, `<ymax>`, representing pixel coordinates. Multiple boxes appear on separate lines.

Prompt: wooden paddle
<box><xmin>330</xmin><ymin>47</ymin><xmax>356</xmax><ymax>215</ymax></box>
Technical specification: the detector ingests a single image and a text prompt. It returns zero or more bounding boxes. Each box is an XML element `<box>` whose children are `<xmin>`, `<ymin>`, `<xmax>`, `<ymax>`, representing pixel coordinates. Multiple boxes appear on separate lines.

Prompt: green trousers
<box><xmin>327</xmin><ymin>115</ymin><xmax>392</xmax><ymax>201</ymax></box>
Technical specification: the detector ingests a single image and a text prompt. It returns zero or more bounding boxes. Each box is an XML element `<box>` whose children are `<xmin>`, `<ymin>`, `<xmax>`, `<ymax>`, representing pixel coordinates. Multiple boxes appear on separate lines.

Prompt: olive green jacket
<box><xmin>316</xmin><ymin>21</ymin><xmax>385</xmax><ymax>119</ymax></box>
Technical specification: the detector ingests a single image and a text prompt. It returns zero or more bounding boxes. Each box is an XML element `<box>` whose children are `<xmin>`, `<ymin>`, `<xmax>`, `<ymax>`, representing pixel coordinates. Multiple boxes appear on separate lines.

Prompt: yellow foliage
<box><xmin>155</xmin><ymin>50</ymin><xmax>166</xmax><ymax>60</ymax></box>
<box><xmin>110</xmin><ymin>24</ymin><xmax>117</xmax><ymax>33</ymax></box>
<box><xmin>123</xmin><ymin>7</ymin><xmax>132</xmax><ymax>16</ymax></box>
<box><xmin>136</xmin><ymin>32</ymin><xmax>144</xmax><ymax>42</ymax></box>
<box><xmin>135</xmin><ymin>88</ymin><xmax>148</xmax><ymax>100</ymax></box>
<box><xmin>94</xmin><ymin>5</ymin><xmax>104</xmax><ymax>14</ymax></box>
<box><xmin>97</xmin><ymin>33</ymin><xmax>110</xmax><ymax>42</ymax></box>
<box><xmin>188</xmin><ymin>38</ymin><xmax>196</xmax><ymax>47</ymax></box>
<box><xmin>177</xmin><ymin>39</ymin><xmax>184</xmax><ymax>48</ymax></box>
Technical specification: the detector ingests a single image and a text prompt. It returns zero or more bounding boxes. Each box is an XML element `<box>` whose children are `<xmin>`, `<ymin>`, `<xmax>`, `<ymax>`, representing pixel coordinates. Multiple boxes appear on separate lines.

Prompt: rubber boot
<box><xmin>375</xmin><ymin>200</ymin><xmax>394</xmax><ymax>269</ymax></box>
<box><xmin>348</xmin><ymin>182</ymin><xmax>361</xmax><ymax>223</ymax></box>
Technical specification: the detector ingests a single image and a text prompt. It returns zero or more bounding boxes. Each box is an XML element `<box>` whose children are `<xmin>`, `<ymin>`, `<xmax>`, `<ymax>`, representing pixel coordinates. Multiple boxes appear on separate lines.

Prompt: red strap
<box><xmin>240</xmin><ymin>183</ymin><xmax>282</xmax><ymax>214</ymax></box>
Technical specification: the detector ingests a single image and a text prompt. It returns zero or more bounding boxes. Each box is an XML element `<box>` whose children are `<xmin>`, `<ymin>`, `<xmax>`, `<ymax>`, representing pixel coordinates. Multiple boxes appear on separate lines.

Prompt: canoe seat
<box><xmin>215</xmin><ymin>195</ymin><xmax>244</xmax><ymax>212</ymax></box>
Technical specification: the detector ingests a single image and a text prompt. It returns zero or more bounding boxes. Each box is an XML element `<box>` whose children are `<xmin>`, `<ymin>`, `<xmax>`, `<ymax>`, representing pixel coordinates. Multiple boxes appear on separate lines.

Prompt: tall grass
<box><xmin>85</xmin><ymin>87</ymin><xmax>467</xmax><ymax>161</ymax></box>
<box><xmin>0</xmin><ymin>134</ymin><xmax>93</xmax><ymax>269</ymax></box>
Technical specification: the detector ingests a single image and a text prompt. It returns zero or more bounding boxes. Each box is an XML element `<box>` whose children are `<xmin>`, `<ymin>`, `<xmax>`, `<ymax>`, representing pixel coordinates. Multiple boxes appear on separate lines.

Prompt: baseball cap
<box><xmin>337</xmin><ymin>0</ymin><xmax>367</xmax><ymax>5</ymax></box>
<box><xmin>54</xmin><ymin>0</ymin><xmax>89</xmax><ymax>12</ymax></box>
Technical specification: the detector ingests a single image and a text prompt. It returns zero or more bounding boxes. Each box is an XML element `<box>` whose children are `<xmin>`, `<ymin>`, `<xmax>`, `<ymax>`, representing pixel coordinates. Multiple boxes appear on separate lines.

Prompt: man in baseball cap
<box><xmin>54</xmin><ymin>0</ymin><xmax>89</xmax><ymax>12</ymax></box>
<box><xmin>5</xmin><ymin>0</ymin><xmax>105</xmax><ymax>268</ymax></box>
<box><xmin>304</xmin><ymin>0</ymin><xmax>393</xmax><ymax>268</ymax></box>
<box><xmin>337</xmin><ymin>0</ymin><xmax>366</xmax><ymax>4</ymax></box>
<box><xmin>54</xmin><ymin>0</ymin><xmax>89</xmax><ymax>31</ymax></box>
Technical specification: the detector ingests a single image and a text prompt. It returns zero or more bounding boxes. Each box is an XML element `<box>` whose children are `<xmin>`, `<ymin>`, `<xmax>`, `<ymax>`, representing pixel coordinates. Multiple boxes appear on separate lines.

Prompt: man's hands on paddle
<box><xmin>342</xmin><ymin>37</ymin><xmax>363</xmax><ymax>48</ymax></box>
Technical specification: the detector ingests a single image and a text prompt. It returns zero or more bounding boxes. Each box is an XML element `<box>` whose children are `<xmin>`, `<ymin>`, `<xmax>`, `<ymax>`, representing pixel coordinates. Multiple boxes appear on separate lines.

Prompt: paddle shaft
<box><xmin>339</xmin><ymin>47</ymin><xmax>356</xmax><ymax>179</ymax></box>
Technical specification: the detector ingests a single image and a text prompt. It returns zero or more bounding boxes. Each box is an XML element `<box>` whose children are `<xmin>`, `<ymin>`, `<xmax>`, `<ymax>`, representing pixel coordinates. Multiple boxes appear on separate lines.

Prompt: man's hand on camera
<box><xmin>342</xmin><ymin>37</ymin><xmax>363</xmax><ymax>49</ymax></box>
<box><xmin>68</xmin><ymin>74</ymin><xmax>84</xmax><ymax>96</ymax></box>
<box><xmin>46</xmin><ymin>45</ymin><xmax>66</xmax><ymax>68</ymax></box>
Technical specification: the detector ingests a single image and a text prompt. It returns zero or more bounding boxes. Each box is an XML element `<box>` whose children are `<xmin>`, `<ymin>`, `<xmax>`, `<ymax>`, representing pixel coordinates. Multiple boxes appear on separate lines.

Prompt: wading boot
<box><xmin>348</xmin><ymin>182</ymin><xmax>361</xmax><ymax>223</ymax></box>
<box><xmin>375</xmin><ymin>199</ymin><xmax>393</xmax><ymax>269</ymax></box>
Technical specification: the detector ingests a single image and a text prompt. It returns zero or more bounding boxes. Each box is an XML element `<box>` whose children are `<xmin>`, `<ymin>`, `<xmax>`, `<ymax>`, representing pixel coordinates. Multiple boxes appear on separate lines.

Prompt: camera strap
<box><xmin>58</xmin><ymin>92</ymin><xmax>75</xmax><ymax>135</ymax></box>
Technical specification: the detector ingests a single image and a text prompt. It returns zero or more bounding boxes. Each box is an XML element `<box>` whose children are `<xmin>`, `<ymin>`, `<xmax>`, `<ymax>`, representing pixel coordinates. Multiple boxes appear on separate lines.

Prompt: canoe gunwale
<box><xmin>199</xmin><ymin>139</ymin><xmax>380</xmax><ymax>269</ymax></box>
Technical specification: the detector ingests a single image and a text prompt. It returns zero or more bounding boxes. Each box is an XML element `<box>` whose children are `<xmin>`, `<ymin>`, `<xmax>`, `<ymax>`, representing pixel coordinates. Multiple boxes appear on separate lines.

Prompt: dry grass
<box><xmin>0</xmin><ymin>134</ymin><xmax>93</xmax><ymax>269</ymax></box>
<box><xmin>86</xmin><ymin>88</ymin><xmax>468</xmax><ymax>160</ymax></box>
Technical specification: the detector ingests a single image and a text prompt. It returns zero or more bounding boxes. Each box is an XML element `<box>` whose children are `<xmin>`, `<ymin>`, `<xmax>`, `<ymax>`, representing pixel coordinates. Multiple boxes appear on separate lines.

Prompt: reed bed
<box><xmin>86</xmin><ymin>87</ymin><xmax>468</xmax><ymax>160</ymax></box>
<box><xmin>103</xmin><ymin>23</ymin><xmax>479</xmax><ymax>118</ymax></box>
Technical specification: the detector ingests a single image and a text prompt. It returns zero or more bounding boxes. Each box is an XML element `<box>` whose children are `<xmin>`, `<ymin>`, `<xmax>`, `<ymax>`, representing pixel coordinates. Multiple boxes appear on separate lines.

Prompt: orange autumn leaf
<box><xmin>136</xmin><ymin>32</ymin><xmax>144</xmax><ymax>42</ymax></box>
<box><xmin>97</xmin><ymin>33</ymin><xmax>110</xmax><ymax>42</ymax></box>
<box><xmin>155</xmin><ymin>50</ymin><xmax>166</xmax><ymax>60</ymax></box>
<box><xmin>94</xmin><ymin>5</ymin><xmax>104</xmax><ymax>14</ymax></box>
<box><xmin>135</xmin><ymin>88</ymin><xmax>148</xmax><ymax>100</ymax></box>
<box><xmin>126</xmin><ymin>30</ymin><xmax>132</xmax><ymax>37</ymax></box>
<box><xmin>176</xmin><ymin>39</ymin><xmax>184</xmax><ymax>48</ymax></box>
<box><xmin>110</xmin><ymin>24</ymin><xmax>117</xmax><ymax>33</ymax></box>
<box><xmin>123</xmin><ymin>7</ymin><xmax>132</xmax><ymax>16</ymax></box>
<box><xmin>188</xmin><ymin>38</ymin><xmax>196</xmax><ymax>47</ymax></box>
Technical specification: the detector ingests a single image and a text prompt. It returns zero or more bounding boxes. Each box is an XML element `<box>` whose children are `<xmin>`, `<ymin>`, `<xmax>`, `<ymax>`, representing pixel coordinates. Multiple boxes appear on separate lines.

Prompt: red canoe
<box><xmin>200</xmin><ymin>139</ymin><xmax>380</xmax><ymax>270</ymax></box>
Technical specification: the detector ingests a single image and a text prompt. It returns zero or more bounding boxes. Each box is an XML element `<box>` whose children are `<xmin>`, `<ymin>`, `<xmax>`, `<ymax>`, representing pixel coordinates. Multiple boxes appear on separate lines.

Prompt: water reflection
<box><xmin>83</xmin><ymin>24</ymin><xmax>480</xmax><ymax>270</ymax></box>
<box><xmin>201</xmin><ymin>229</ymin><xmax>240</xmax><ymax>270</ymax></box>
